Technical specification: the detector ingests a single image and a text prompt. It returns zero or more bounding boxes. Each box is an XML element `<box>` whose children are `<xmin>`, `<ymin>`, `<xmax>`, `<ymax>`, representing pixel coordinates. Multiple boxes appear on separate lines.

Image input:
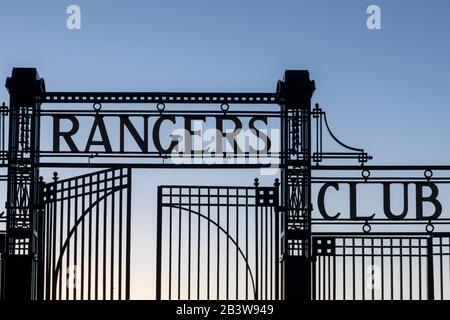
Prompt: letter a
<box><xmin>66</xmin><ymin>5</ymin><xmax>81</xmax><ymax>30</ymax></box>
<box><xmin>366</xmin><ymin>5</ymin><xmax>381</xmax><ymax>30</ymax></box>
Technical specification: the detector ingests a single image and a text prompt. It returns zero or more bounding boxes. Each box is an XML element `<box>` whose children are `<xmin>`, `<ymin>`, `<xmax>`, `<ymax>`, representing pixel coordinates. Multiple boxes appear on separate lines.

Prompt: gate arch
<box><xmin>156</xmin><ymin>181</ymin><xmax>280</xmax><ymax>300</ymax></box>
<box><xmin>41</xmin><ymin>167</ymin><xmax>131</xmax><ymax>300</ymax></box>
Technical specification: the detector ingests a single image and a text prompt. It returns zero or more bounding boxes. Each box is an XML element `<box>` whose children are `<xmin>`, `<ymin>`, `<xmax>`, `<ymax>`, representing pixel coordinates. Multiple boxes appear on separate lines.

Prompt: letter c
<box><xmin>318</xmin><ymin>182</ymin><xmax>341</xmax><ymax>220</ymax></box>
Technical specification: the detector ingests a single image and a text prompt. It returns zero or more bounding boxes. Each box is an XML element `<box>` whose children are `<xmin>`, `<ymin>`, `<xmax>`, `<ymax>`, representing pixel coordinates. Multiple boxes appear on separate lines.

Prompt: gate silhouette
<box><xmin>312</xmin><ymin>234</ymin><xmax>450</xmax><ymax>300</ymax></box>
<box><xmin>1</xmin><ymin>67</ymin><xmax>450</xmax><ymax>301</ymax></box>
<box><xmin>156</xmin><ymin>181</ymin><xmax>280</xmax><ymax>300</ymax></box>
<box><xmin>40</xmin><ymin>168</ymin><xmax>131</xmax><ymax>300</ymax></box>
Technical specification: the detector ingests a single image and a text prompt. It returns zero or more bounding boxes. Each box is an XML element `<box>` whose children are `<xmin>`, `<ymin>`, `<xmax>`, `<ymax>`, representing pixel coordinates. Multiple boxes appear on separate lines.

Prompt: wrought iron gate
<box><xmin>40</xmin><ymin>167</ymin><xmax>132</xmax><ymax>300</ymax></box>
<box><xmin>155</xmin><ymin>180</ymin><xmax>280</xmax><ymax>300</ymax></box>
<box><xmin>312</xmin><ymin>234</ymin><xmax>450</xmax><ymax>300</ymax></box>
<box><xmin>2</xmin><ymin>67</ymin><xmax>450</xmax><ymax>302</ymax></box>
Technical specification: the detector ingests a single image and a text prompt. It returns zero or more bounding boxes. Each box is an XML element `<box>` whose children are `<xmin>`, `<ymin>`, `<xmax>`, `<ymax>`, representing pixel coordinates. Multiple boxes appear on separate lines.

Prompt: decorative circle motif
<box><xmin>220</xmin><ymin>103</ymin><xmax>230</xmax><ymax>112</ymax></box>
<box><xmin>362</xmin><ymin>222</ymin><xmax>371</xmax><ymax>233</ymax></box>
<box><xmin>157</xmin><ymin>103</ymin><xmax>165</xmax><ymax>112</ymax></box>
<box><xmin>93</xmin><ymin>102</ymin><xmax>102</xmax><ymax>112</ymax></box>
<box><xmin>426</xmin><ymin>222</ymin><xmax>435</xmax><ymax>233</ymax></box>
<box><xmin>361</xmin><ymin>169</ymin><xmax>371</xmax><ymax>180</ymax></box>
<box><xmin>424</xmin><ymin>169</ymin><xmax>433</xmax><ymax>179</ymax></box>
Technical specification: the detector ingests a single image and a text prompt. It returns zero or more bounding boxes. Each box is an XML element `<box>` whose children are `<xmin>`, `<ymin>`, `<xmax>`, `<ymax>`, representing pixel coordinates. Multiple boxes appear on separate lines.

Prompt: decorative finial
<box><xmin>274</xmin><ymin>178</ymin><xmax>280</xmax><ymax>187</ymax></box>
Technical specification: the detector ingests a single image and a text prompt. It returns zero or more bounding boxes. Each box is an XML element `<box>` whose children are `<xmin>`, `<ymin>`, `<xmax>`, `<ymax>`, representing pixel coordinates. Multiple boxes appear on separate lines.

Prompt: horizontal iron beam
<box><xmin>2</xmin><ymin>163</ymin><xmax>450</xmax><ymax>170</ymax></box>
<box><xmin>312</xmin><ymin>165</ymin><xmax>450</xmax><ymax>171</ymax></box>
<box><xmin>39</xmin><ymin>92</ymin><xmax>278</xmax><ymax>104</ymax></box>
<box><xmin>34</xmin><ymin>162</ymin><xmax>276</xmax><ymax>169</ymax></box>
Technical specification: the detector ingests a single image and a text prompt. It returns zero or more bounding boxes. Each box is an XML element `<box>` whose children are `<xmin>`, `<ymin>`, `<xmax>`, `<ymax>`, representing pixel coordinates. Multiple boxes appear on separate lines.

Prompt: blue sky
<box><xmin>1</xmin><ymin>0</ymin><xmax>450</xmax><ymax>299</ymax></box>
<box><xmin>2</xmin><ymin>0</ymin><xmax>450</xmax><ymax>163</ymax></box>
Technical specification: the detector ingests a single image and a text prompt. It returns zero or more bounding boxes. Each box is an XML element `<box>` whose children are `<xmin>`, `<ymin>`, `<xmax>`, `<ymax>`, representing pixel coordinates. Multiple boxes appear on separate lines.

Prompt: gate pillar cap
<box><xmin>5</xmin><ymin>67</ymin><xmax>46</xmax><ymax>95</ymax></box>
<box><xmin>277</xmin><ymin>70</ymin><xmax>315</xmax><ymax>107</ymax></box>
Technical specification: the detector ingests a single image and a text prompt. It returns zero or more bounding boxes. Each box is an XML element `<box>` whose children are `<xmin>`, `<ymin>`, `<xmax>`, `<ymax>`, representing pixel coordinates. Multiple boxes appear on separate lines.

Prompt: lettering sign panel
<box><xmin>311</xmin><ymin>170</ymin><xmax>450</xmax><ymax>233</ymax></box>
<box><xmin>38</xmin><ymin>110</ymin><xmax>281</xmax><ymax>167</ymax></box>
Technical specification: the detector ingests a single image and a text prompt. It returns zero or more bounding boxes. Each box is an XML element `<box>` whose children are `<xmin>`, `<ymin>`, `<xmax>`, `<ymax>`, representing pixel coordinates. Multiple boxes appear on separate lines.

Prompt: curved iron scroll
<box><xmin>313</xmin><ymin>103</ymin><xmax>372</xmax><ymax>164</ymax></box>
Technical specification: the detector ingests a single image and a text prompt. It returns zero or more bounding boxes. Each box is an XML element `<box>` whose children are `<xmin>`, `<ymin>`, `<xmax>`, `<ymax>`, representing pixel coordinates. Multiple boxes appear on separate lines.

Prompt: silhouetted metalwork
<box><xmin>156</xmin><ymin>180</ymin><xmax>280</xmax><ymax>300</ymax></box>
<box><xmin>3</xmin><ymin>68</ymin><xmax>44</xmax><ymax>300</ymax></box>
<box><xmin>312</xmin><ymin>103</ymin><xmax>372</xmax><ymax>164</ymax></box>
<box><xmin>311</xmin><ymin>234</ymin><xmax>450</xmax><ymax>300</ymax></box>
<box><xmin>0</xmin><ymin>67</ymin><xmax>449</xmax><ymax>301</ymax></box>
<box><xmin>40</xmin><ymin>168</ymin><xmax>131</xmax><ymax>300</ymax></box>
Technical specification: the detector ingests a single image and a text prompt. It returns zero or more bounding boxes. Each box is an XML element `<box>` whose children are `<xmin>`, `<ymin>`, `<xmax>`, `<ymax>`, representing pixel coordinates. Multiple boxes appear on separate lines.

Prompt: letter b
<box><xmin>416</xmin><ymin>183</ymin><xmax>442</xmax><ymax>220</ymax></box>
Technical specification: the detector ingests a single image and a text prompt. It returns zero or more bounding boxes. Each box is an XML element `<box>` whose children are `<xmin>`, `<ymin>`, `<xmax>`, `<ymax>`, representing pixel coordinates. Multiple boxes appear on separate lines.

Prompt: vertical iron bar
<box><xmin>371</xmin><ymin>238</ymin><xmax>374</xmax><ymax>300</ymax></box>
<box><xmin>343</xmin><ymin>239</ymin><xmax>346</xmax><ymax>300</ymax></box>
<box><xmin>197</xmin><ymin>188</ymin><xmax>201</xmax><ymax>300</ymax></box>
<box><xmin>400</xmin><ymin>239</ymin><xmax>403</xmax><ymax>300</ymax></box>
<box><xmin>440</xmin><ymin>237</ymin><xmax>443</xmax><ymax>300</ymax></box>
<box><xmin>352</xmin><ymin>238</ymin><xmax>355</xmax><ymax>300</ymax></box>
<box><xmin>381</xmin><ymin>238</ymin><xmax>384</xmax><ymax>300</ymax></box>
<box><xmin>217</xmin><ymin>189</ymin><xmax>220</xmax><ymax>299</ymax></box>
<box><xmin>207</xmin><ymin>188</ymin><xmax>210</xmax><ymax>300</ymax></box>
<box><xmin>235</xmin><ymin>189</ymin><xmax>239</xmax><ymax>300</ymax></box>
<box><xmin>409</xmin><ymin>238</ymin><xmax>413</xmax><ymax>300</ymax></box>
<box><xmin>270</xmin><ymin>204</ymin><xmax>273</xmax><ymax>299</ymax></box>
<box><xmin>226</xmin><ymin>188</ymin><xmax>229</xmax><ymax>300</ymax></box>
<box><xmin>331</xmin><ymin>245</ymin><xmax>336</xmax><ymax>300</ymax></box>
<box><xmin>168</xmin><ymin>187</ymin><xmax>173</xmax><ymax>299</ymax></box>
<box><xmin>362</xmin><ymin>239</ymin><xmax>365</xmax><ymax>300</ymax></box>
<box><xmin>74</xmin><ymin>179</ymin><xmax>79</xmax><ymax>300</ymax></box>
<box><xmin>125</xmin><ymin>169</ymin><xmax>131</xmax><ymax>300</ymax></box>
<box><xmin>51</xmin><ymin>179</ymin><xmax>57</xmax><ymax>300</ymax></box>
<box><xmin>95</xmin><ymin>174</ymin><xmax>100</xmax><ymax>300</ymax></box>
<box><xmin>427</xmin><ymin>237</ymin><xmax>434</xmax><ymax>301</ymax></box>
<box><xmin>245</xmin><ymin>189</ymin><xmax>249</xmax><ymax>300</ymax></box>
<box><xmin>59</xmin><ymin>182</ymin><xmax>64</xmax><ymax>300</ymax></box>
<box><xmin>44</xmin><ymin>186</ymin><xmax>50</xmax><ymax>299</ymax></box>
<box><xmin>88</xmin><ymin>175</ymin><xmax>93</xmax><ymax>300</ymax></box>
<box><xmin>255</xmin><ymin>190</ymin><xmax>259</xmax><ymax>300</ymax></box>
<box><xmin>274</xmin><ymin>182</ymin><xmax>279</xmax><ymax>301</ymax></box>
<box><xmin>390</xmin><ymin>239</ymin><xmax>393</xmax><ymax>300</ymax></box>
<box><xmin>110</xmin><ymin>170</ymin><xmax>115</xmax><ymax>300</ymax></box>
<box><xmin>419</xmin><ymin>238</ymin><xmax>424</xmax><ymax>300</ymax></box>
<box><xmin>177</xmin><ymin>188</ymin><xmax>182</xmax><ymax>300</ymax></box>
<box><xmin>265</xmin><ymin>205</ymin><xmax>268</xmax><ymax>299</ymax></box>
<box><xmin>81</xmin><ymin>177</ymin><xmax>85</xmax><ymax>300</ymax></box>
<box><xmin>118</xmin><ymin>170</ymin><xmax>123</xmax><ymax>299</ymax></box>
<box><xmin>102</xmin><ymin>172</ymin><xmax>107</xmax><ymax>300</ymax></box>
<box><xmin>155</xmin><ymin>186</ymin><xmax>162</xmax><ymax>300</ymax></box>
<box><xmin>188</xmin><ymin>187</ymin><xmax>191</xmax><ymax>300</ymax></box>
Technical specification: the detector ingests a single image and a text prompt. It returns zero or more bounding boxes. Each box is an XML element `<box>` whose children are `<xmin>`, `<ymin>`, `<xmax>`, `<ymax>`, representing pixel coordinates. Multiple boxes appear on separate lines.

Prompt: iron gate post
<box><xmin>278</xmin><ymin>70</ymin><xmax>315</xmax><ymax>300</ymax></box>
<box><xmin>4</xmin><ymin>68</ymin><xmax>45</xmax><ymax>300</ymax></box>
<box><xmin>35</xmin><ymin>177</ymin><xmax>46</xmax><ymax>300</ymax></box>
